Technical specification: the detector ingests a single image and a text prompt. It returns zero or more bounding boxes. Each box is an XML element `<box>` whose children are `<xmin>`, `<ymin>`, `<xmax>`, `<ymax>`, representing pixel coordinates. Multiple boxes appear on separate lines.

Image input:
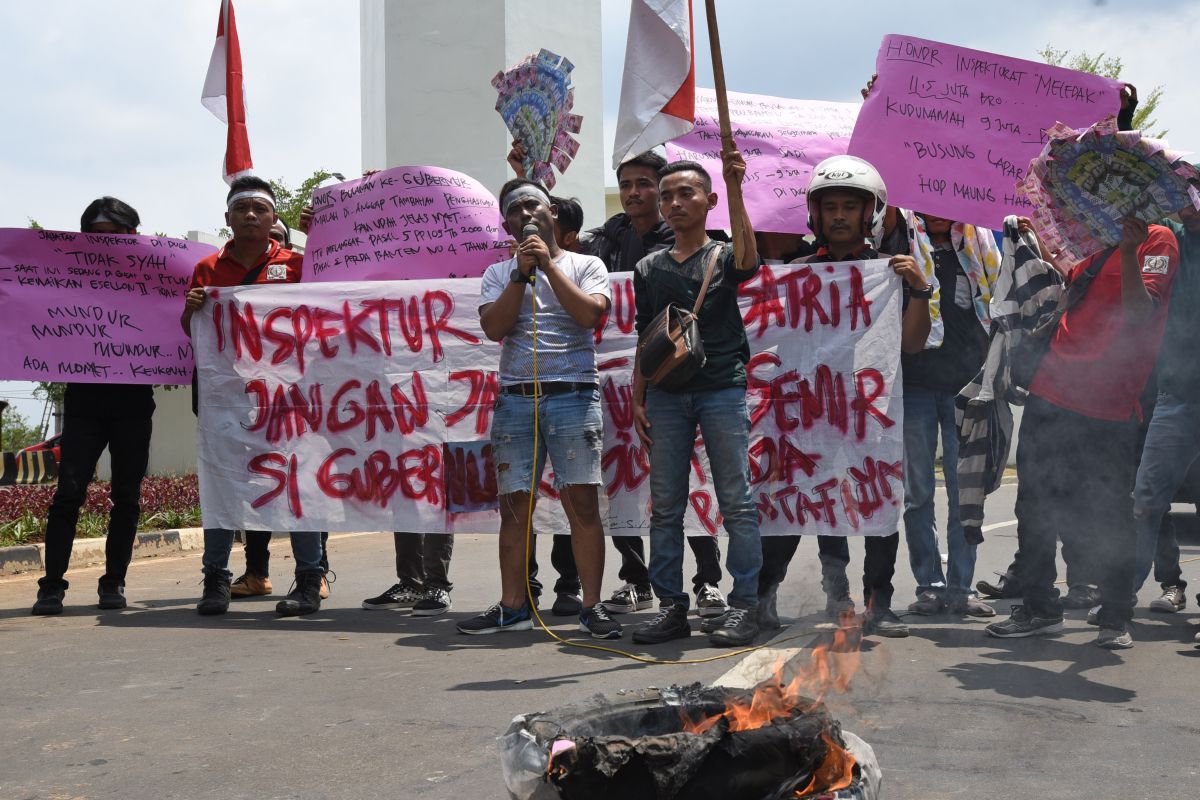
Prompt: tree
<box><xmin>1</xmin><ymin>405</ymin><xmax>42</xmax><ymax>452</ymax></box>
<box><xmin>1038</xmin><ymin>46</ymin><xmax>1166</xmax><ymax>137</ymax></box>
<box><xmin>270</xmin><ymin>169</ymin><xmax>336</xmax><ymax>231</ymax></box>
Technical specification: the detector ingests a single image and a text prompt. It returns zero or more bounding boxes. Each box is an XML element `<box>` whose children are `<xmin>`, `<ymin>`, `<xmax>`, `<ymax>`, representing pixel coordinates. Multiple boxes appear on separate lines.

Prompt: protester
<box><xmin>457</xmin><ymin>179</ymin><xmax>620</xmax><ymax>639</ymax></box>
<box><xmin>900</xmin><ymin>210</ymin><xmax>999</xmax><ymax>618</ymax></box>
<box><xmin>509</xmin><ymin>143</ymin><xmax>729</xmax><ymax>620</ymax></box>
<box><xmin>31</xmin><ymin>198</ymin><xmax>155</xmax><ymax>616</ymax></box>
<box><xmin>181</xmin><ymin>176</ymin><xmax>325</xmax><ymax>617</ymax></box>
<box><xmin>755</xmin><ymin>155</ymin><xmax>932</xmax><ymax>638</ymax></box>
<box><xmin>985</xmin><ymin>215</ymin><xmax>1180</xmax><ymax>649</ymax></box>
<box><xmin>628</xmin><ymin>152</ymin><xmax>763</xmax><ymax>647</ymax></box>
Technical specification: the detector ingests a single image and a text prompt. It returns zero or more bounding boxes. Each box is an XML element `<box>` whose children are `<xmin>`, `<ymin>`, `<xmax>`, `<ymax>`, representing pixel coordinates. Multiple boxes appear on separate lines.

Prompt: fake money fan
<box><xmin>492</xmin><ymin>48</ymin><xmax>583</xmax><ymax>190</ymax></box>
<box><xmin>1017</xmin><ymin>116</ymin><xmax>1200</xmax><ymax>269</ymax></box>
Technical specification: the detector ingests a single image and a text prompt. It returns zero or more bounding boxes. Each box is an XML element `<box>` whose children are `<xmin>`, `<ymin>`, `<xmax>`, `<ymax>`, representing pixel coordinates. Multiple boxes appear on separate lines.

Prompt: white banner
<box><xmin>193</xmin><ymin>261</ymin><xmax>904</xmax><ymax>536</ymax></box>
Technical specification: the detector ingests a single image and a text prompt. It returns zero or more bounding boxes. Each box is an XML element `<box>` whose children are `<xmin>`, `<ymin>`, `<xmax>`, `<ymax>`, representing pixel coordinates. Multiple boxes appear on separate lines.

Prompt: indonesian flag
<box><xmin>201</xmin><ymin>0</ymin><xmax>253</xmax><ymax>184</ymax></box>
<box><xmin>611</xmin><ymin>0</ymin><xmax>695</xmax><ymax>169</ymax></box>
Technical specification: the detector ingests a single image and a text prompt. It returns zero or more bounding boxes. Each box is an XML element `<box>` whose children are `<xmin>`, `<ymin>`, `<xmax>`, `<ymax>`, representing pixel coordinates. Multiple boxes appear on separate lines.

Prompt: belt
<box><xmin>500</xmin><ymin>381</ymin><xmax>597</xmax><ymax>397</ymax></box>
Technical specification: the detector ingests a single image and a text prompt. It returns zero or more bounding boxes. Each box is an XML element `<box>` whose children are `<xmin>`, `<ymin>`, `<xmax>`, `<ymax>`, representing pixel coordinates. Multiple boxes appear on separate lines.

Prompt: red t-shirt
<box><xmin>1030</xmin><ymin>224</ymin><xmax>1180</xmax><ymax>421</ymax></box>
<box><xmin>187</xmin><ymin>239</ymin><xmax>304</xmax><ymax>290</ymax></box>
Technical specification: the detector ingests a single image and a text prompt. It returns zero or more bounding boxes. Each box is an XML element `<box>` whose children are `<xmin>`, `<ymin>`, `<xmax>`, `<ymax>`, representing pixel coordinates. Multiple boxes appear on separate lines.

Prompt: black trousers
<box><xmin>42</xmin><ymin>413</ymin><xmax>153</xmax><ymax>588</ymax></box>
<box><xmin>611</xmin><ymin>534</ymin><xmax>723</xmax><ymax>593</ymax></box>
<box><xmin>393</xmin><ymin>532</ymin><xmax>453</xmax><ymax>592</ymax></box>
<box><xmin>243</xmin><ymin>531</ymin><xmax>330</xmax><ymax>576</ymax></box>
<box><xmin>528</xmin><ymin>534</ymin><xmax>580</xmax><ymax>598</ymax></box>
<box><xmin>759</xmin><ymin>532</ymin><xmax>900</xmax><ymax>610</ymax></box>
<box><xmin>1015</xmin><ymin>395</ymin><xmax>1138</xmax><ymax>626</ymax></box>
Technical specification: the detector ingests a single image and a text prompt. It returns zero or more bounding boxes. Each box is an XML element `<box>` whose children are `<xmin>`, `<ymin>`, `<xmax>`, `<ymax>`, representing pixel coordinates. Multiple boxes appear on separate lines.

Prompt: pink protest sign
<box><xmin>0</xmin><ymin>228</ymin><xmax>214</xmax><ymax>384</ymax></box>
<box><xmin>848</xmin><ymin>34</ymin><xmax>1122</xmax><ymax>229</ymax></box>
<box><xmin>303</xmin><ymin>166</ymin><xmax>511</xmax><ymax>282</ymax></box>
<box><xmin>666</xmin><ymin>89</ymin><xmax>858</xmax><ymax>234</ymax></box>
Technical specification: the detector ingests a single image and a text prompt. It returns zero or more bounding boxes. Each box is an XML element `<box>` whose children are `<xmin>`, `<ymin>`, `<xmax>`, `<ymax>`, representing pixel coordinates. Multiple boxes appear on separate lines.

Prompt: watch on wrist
<box><xmin>510</xmin><ymin>268</ymin><xmax>531</xmax><ymax>285</ymax></box>
<box><xmin>909</xmin><ymin>285</ymin><xmax>933</xmax><ymax>299</ymax></box>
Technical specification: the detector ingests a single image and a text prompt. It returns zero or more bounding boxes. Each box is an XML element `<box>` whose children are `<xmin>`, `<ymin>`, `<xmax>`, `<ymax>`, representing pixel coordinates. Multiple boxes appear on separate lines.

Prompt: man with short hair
<box><xmin>456</xmin><ymin>179</ymin><xmax>621</xmax><ymax>639</ymax></box>
<box><xmin>629</xmin><ymin>151</ymin><xmax>763</xmax><ymax>647</ymax></box>
<box><xmin>181</xmin><ymin>176</ymin><xmax>326</xmax><ymax>617</ymax></box>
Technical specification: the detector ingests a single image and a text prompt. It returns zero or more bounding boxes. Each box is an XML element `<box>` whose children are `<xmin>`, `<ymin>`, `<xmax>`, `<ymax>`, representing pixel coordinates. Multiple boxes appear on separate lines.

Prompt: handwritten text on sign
<box><xmin>0</xmin><ymin>228</ymin><xmax>214</xmax><ymax>384</ymax></box>
<box><xmin>848</xmin><ymin>34</ymin><xmax>1121</xmax><ymax>229</ymax></box>
<box><xmin>192</xmin><ymin>262</ymin><xmax>903</xmax><ymax>537</ymax></box>
<box><xmin>667</xmin><ymin>90</ymin><xmax>858</xmax><ymax>234</ymax></box>
<box><xmin>303</xmin><ymin>165</ymin><xmax>510</xmax><ymax>282</ymax></box>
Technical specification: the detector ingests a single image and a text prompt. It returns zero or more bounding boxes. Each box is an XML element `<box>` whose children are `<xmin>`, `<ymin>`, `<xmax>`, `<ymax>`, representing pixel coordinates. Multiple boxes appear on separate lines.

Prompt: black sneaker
<box><xmin>695</xmin><ymin>583</ymin><xmax>729</xmax><ymax>618</ymax></box>
<box><xmin>579</xmin><ymin>604</ymin><xmax>623</xmax><ymax>639</ymax></box>
<box><xmin>863</xmin><ymin>607</ymin><xmax>909</xmax><ymax>638</ymax></box>
<box><xmin>551</xmin><ymin>592</ymin><xmax>583</xmax><ymax>617</ymax></box>
<box><xmin>631</xmin><ymin>603</ymin><xmax>692</xmax><ymax>644</ymax></box>
<box><xmin>97</xmin><ymin>579</ymin><xmax>127</xmax><ymax>610</ymax></box>
<box><xmin>1061</xmin><ymin>584</ymin><xmax>1100</xmax><ymax>610</ymax></box>
<box><xmin>699</xmin><ymin>611</ymin><xmax>729</xmax><ymax>634</ymax></box>
<box><xmin>1096</xmin><ymin>625</ymin><xmax>1133</xmax><ymax>650</ymax></box>
<box><xmin>906</xmin><ymin>591</ymin><xmax>943</xmax><ymax>616</ymax></box>
<box><xmin>708</xmin><ymin>607</ymin><xmax>759</xmax><ymax>647</ymax></box>
<box><xmin>602</xmin><ymin>583</ymin><xmax>654</xmax><ymax>613</ymax></box>
<box><xmin>976</xmin><ymin>572</ymin><xmax>1023</xmax><ymax>599</ymax></box>
<box><xmin>276</xmin><ymin>569</ymin><xmax>324</xmax><ymax>616</ymax></box>
<box><xmin>985</xmin><ymin>604</ymin><xmax>1064</xmax><ymax>638</ymax></box>
<box><xmin>412</xmin><ymin>588</ymin><xmax>452</xmax><ymax>617</ymax></box>
<box><xmin>196</xmin><ymin>573</ymin><xmax>232</xmax><ymax>615</ymax></box>
<box><xmin>361</xmin><ymin>582</ymin><xmax>423</xmax><ymax>611</ymax></box>
<box><xmin>32</xmin><ymin>579</ymin><xmax>66</xmax><ymax>616</ymax></box>
<box><xmin>457</xmin><ymin>603</ymin><xmax>533</xmax><ymax>634</ymax></box>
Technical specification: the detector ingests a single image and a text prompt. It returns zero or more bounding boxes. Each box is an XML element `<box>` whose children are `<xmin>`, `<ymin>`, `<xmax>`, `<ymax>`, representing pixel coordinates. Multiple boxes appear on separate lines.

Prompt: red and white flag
<box><xmin>611</xmin><ymin>0</ymin><xmax>695</xmax><ymax>169</ymax></box>
<box><xmin>201</xmin><ymin>0</ymin><xmax>253</xmax><ymax>184</ymax></box>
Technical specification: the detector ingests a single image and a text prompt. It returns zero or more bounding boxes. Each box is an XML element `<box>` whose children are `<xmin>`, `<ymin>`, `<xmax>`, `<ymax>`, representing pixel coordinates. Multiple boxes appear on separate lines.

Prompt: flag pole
<box><xmin>703</xmin><ymin>0</ymin><xmax>746</xmax><ymax>265</ymax></box>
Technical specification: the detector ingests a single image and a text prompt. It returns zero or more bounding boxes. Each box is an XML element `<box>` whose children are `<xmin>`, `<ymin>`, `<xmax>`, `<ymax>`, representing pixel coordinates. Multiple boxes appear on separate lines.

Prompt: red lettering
<box><xmin>328</xmin><ymin>379</ymin><xmax>365</xmax><ymax>433</ymax></box>
<box><xmin>847</xmin><ymin>265</ymin><xmax>872</xmax><ymax>330</ymax></box>
<box><xmin>601</xmin><ymin>431</ymin><xmax>650</xmax><ymax>497</ymax></box>
<box><xmin>594</xmin><ymin>279</ymin><xmax>636</xmax><ymax>344</ymax></box>
<box><xmin>244</xmin><ymin>379</ymin><xmax>269</xmax><ymax>432</ymax></box>
<box><xmin>444</xmin><ymin>443</ymin><xmax>497</xmax><ymax>510</ymax></box>
<box><xmin>689</xmin><ymin>490</ymin><xmax>722</xmax><ymax>535</ymax></box>
<box><xmin>230</xmin><ymin>301</ymin><xmax>262</xmax><ymax>361</ymax></box>
<box><xmin>746</xmin><ymin>434</ymin><xmax>821</xmax><ymax>486</ymax></box>
<box><xmin>389</xmin><ymin>373</ymin><xmax>429</xmax><ymax>434</ymax></box>
<box><xmin>342</xmin><ymin>300</ymin><xmax>382</xmax><ymax>355</ymax></box>
<box><xmin>214</xmin><ymin>301</ymin><xmax>225</xmax><ymax>352</ymax></box>
<box><xmin>424</xmin><ymin>290</ymin><xmax>480</xmax><ymax>362</ymax></box>
<box><xmin>313</xmin><ymin>307</ymin><xmax>342</xmax><ymax>359</ymax></box>
<box><xmin>363</xmin><ymin>380</ymin><xmax>394</xmax><ymax>441</ymax></box>
<box><xmin>446</xmin><ymin>369</ymin><xmax>500</xmax><ymax>433</ymax></box>
<box><xmin>852</xmin><ymin>369</ymin><xmax>894</xmax><ymax>440</ymax></box>
<box><xmin>248</xmin><ymin>452</ymin><xmax>301</xmax><ymax>517</ymax></box>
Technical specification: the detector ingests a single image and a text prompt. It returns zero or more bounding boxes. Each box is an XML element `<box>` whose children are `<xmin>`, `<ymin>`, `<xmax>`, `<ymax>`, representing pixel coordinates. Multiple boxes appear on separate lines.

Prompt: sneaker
<box><xmin>1096</xmin><ymin>625</ymin><xmax>1133</xmax><ymax>650</ymax></box>
<box><xmin>631</xmin><ymin>603</ymin><xmax>692</xmax><ymax>644</ymax></box>
<box><xmin>863</xmin><ymin>607</ymin><xmax>909</xmax><ymax>638</ymax></box>
<box><xmin>948</xmin><ymin>595</ymin><xmax>996</xmax><ymax>618</ymax></box>
<box><xmin>976</xmin><ymin>572</ymin><xmax>1023</xmax><ymax>599</ymax></box>
<box><xmin>361</xmin><ymin>582</ymin><xmax>422</xmax><ymax>611</ymax></box>
<box><xmin>708</xmin><ymin>606</ymin><xmax>759</xmax><ymax>647</ymax></box>
<box><xmin>1061</xmin><ymin>584</ymin><xmax>1101</xmax><ymax>610</ymax></box>
<box><xmin>699</xmin><ymin>611</ymin><xmax>729</xmax><ymax>634</ymax></box>
<box><xmin>602</xmin><ymin>583</ymin><xmax>654</xmax><ymax>613</ymax></box>
<box><xmin>551</xmin><ymin>592</ymin><xmax>583</xmax><ymax>617</ymax></box>
<box><xmin>907</xmin><ymin>591</ymin><xmax>943</xmax><ymax>616</ymax></box>
<box><xmin>1086</xmin><ymin>605</ymin><xmax>1101</xmax><ymax>626</ymax></box>
<box><xmin>197</xmin><ymin>573</ymin><xmax>232</xmax><ymax>616</ymax></box>
<box><xmin>276</xmin><ymin>570</ymin><xmax>324</xmax><ymax>616</ymax></box>
<box><xmin>1149</xmin><ymin>585</ymin><xmax>1186</xmax><ymax>613</ymax></box>
<box><xmin>579</xmin><ymin>604</ymin><xmax>623</xmax><ymax>639</ymax></box>
<box><xmin>412</xmin><ymin>588</ymin><xmax>452</xmax><ymax>617</ymax></box>
<box><xmin>32</xmin><ymin>580</ymin><xmax>66</xmax><ymax>616</ymax></box>
<box><xmin>457</xmin><ymin>603</ymin><xmax>533</xmax><ymax>634</ymax></box>
<box><xmin>230</xmin><ymin>573</ymin><xmax>273</xmax><ymax>598</ymax></box>
<box><xmin>985</xmin><ymin>605</ymin><xmax>1063</xmax><ymax>638</ymax></box>
<box><xmin>97</xmin><ymin>581</ymin><xmax>127</xmax><ymax>610</ymax></box>
<box><xmin>695</xmin><ymin>583</ymin><xmax>728</xmax><ymax>618</ymax></box>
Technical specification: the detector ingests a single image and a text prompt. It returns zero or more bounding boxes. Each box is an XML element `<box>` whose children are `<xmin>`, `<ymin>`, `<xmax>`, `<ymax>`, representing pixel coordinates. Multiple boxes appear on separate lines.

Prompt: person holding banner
<box><xmin>31</xmin><ymin>197</ymin><xmax>155</xmax><ymax>616</ymax></box>
<box><xmin>629</xmin><ymin>152</ymin><xmax>763</xmax><ymax>648</ymax></box>
<box><xmin>755</xmin><ymin>156</ymin><xmax>932</xmax><ymax>638</ymax></box>
<box><xmin>456</xmin><ymin>179</ymin><xmax>621</xmax><ymax>639</ymax></box>
<box><xmin>181</xmin><ymin>176</ymin><xmax>326</xmax><ymax>618</ymax></box>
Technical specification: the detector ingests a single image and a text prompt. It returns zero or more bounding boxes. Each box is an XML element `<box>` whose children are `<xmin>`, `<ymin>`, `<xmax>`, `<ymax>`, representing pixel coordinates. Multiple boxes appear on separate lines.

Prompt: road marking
<box><xmin>981</xmin><ymin>519</ymin><xmax>1016</xmax><ymax>532</ymax></box>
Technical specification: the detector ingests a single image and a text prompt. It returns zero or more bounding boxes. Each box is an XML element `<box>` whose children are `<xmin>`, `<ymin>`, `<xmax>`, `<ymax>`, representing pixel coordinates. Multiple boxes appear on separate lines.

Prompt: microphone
<box><xmin>521</xmin><ymin>223</ymin><xmax>540</xmax><ymax>281</ymax></box>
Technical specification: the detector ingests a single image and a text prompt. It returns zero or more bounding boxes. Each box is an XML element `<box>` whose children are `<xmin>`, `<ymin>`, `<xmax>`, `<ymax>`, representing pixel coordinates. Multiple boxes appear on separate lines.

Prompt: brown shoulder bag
<box><xmin>637</xmin><ymin>244</ymin><xmax>723</xmax><ymax>391</ymax></box>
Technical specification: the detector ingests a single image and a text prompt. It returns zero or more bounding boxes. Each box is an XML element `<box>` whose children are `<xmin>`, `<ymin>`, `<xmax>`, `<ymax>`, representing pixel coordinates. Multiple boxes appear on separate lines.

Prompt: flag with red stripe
<box><xmin>201</xmin><ymin>0</ymin><xmax>253</xmax><ymax>184</ymax></box>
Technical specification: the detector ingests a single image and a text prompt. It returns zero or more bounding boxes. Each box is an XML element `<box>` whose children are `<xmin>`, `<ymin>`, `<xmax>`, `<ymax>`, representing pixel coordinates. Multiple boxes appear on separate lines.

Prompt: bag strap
<box><xmin>690</xmin><ymin>243</ymin><xmax>724</xmax><ymax>316</ymax></box>
<box><xmin>239</xmin><ymin>260</ymin><xmax>271</xmax><ymax>286</ymax></box>
<box><xmin>1059</xmin><ymin>245</ymin><xmax>1117</xmax><ymax>312</ymax></box>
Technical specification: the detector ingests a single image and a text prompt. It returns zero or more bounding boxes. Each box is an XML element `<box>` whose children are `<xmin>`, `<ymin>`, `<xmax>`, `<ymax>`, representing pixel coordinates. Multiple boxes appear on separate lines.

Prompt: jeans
<box><xmin>243</xmin><ymin>531</ymin><xmax>330</xmax><ymax>576</ymax></box>
<box><xmin>759</xmin><ymin>533</ymin><xmax>899</xmax><ymax>610</ymax></box>
<box><xmin>903</xmin><ymin>386</ymin><xmax>977</xmax><ymax>599</ymax></box>
<box><xmin>394</xmin><ymin>531</ymin><xmax>454</xmax><ymax>592</ymax></box>
<box><xmin>1015</xmin><ymin>395</ymin><xmax>1138</xmax><ymax>627</ymax></box>
<box><xmin>203</xmin><ymin>530</ymin><xmax>323</xmax><ymax>578</ymax></box>
<box><xmin>1132</xmin><ymin>392</ymin><xmax>1198</xmax><ymax>591</ymax></box>
<box><xmin>529</xmin><ymin>535</ymin><xmax>580</xmax><ymax>598</ymax></box>
<box><xmin>491</xmin><ymin>388</ymin><xmax>603</xmax><ymax>494</ymax></box>
<box><xmin>611</xmin><ymin>534</ymin><xmax>723</xmax><ymax>593</ymax></box>
<box><xmin>645</xmin><ymin>386</ymin><xmax>762</xmax><ymax>609</ymax></box>
<box><xmin>42</xmin><ymin>412</ymin><xmax>153</xmax><ymax>588</ymax></box>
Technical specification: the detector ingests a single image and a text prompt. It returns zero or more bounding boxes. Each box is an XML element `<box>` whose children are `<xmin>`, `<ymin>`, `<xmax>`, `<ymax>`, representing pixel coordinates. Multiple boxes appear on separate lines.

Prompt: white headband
<box><xmin>500</xmin><ymin>184</ymin><xmax>551</xmax><ymax>215</ymax></box>
<box><xmin>227</xmin><ymin>190</ymin><xmax>276</xmax><ymax>210</ymax></box>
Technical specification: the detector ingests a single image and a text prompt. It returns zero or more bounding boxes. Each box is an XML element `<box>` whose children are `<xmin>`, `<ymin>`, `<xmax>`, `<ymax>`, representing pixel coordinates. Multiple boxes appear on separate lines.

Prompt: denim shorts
<box><xmin>490</xmin><ymin>387</ymin><xmax>603</xmax><ymax>496</ymax></box>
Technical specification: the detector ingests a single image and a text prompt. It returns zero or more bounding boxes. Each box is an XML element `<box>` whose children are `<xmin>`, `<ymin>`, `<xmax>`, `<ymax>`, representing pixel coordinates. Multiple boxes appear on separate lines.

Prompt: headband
<box><xmin>227</xmin><ymin>190</ymin><xmax>276</xmax><ymax>210</ymax></box>
<box><xmin>500</xmin><ymin>184</ymin><xmax>551</xmax><ymax>215</ymax></box>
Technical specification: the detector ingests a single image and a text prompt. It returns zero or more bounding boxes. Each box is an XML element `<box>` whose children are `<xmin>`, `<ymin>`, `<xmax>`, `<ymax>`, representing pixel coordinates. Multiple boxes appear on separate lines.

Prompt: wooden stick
<box><xmin>704</xmin><ymin>0</ymin><xmax>746</xmax><ymax>265</ymax></box>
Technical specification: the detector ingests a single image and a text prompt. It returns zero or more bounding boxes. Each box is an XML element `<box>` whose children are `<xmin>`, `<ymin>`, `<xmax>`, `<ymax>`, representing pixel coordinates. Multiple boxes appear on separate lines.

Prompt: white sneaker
<box><xmin>695</xmin><ymin>583</ymin><xmax>728</xmax><ymax>618</ymax></box>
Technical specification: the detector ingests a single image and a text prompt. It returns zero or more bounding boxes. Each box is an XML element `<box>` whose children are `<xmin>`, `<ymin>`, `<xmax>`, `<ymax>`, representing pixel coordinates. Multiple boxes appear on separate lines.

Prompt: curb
<box><xmin>0</xmin><ymin>528</ymin><xmax>204</xmax><ymax>576</ymax></box>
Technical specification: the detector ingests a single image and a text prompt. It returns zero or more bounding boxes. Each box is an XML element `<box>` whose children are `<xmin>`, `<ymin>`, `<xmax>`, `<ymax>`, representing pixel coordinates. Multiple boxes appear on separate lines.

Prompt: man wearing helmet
<box><xmin>754</xmin><ymin>155</ymin><xmax>932</xmax><ymax>638</ymax></box>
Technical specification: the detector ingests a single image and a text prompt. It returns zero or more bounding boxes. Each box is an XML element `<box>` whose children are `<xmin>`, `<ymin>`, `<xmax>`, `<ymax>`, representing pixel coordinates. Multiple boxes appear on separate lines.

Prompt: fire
<box><xmin>794</xmin><ymin>733</ymin><xmax>856</xmax><ymax>797</ymax></box>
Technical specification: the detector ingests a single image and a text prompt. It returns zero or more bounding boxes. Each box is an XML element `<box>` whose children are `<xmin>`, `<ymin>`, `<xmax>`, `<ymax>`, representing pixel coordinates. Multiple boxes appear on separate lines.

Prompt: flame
<box><xmin>794</xmin><ymin>733</ymin><xmax>856</xmax><ymax>797</ymax></box>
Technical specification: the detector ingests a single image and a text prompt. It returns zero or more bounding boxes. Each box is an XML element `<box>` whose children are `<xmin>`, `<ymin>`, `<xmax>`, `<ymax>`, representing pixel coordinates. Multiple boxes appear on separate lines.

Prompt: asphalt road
<box><xmin>2</xmin><ymin>482</ymin><xmax>1198</xmax><ymax>800</ymax></box>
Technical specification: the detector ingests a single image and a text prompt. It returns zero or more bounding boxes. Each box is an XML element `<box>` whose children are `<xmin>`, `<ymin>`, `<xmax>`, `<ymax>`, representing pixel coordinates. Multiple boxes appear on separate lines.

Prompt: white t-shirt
<box><xmin>478</xmin><ymin>250</ymin><xmax>611</xmax><ymax>384</ymax></box>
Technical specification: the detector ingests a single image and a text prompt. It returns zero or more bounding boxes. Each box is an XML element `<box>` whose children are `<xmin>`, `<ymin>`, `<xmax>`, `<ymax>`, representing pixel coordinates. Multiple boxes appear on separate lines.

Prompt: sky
<box><xmin>1</xmin><ymin>0</ymin><xmax>1197</xmax><ymax>423</ymax></box>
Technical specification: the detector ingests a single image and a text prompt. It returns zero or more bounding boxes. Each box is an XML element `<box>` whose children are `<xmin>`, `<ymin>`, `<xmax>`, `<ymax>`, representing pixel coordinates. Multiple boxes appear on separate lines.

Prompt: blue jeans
<box><xmin>203</xmin><ymin>529</ymin><xmax>323</xmax><ymax>578</ymax></box>
<box><xmin>1133</xmin><ymin>392</ymin><xmax>1199</xmax><ymax>591</ymax></box>
<box><xmin>645</xmin><ymin>386</ymin><xmax>762</xmax><ymax>610</ymax></box>
<box><xmin>490</xmin><ymin>387</ymin><xmax>603</xmax><ymax>495</ymax></box>
<box><xmin>903</xmin><ymin>385</ymin><xmax>977</xmax><ymax>599</ymax></box>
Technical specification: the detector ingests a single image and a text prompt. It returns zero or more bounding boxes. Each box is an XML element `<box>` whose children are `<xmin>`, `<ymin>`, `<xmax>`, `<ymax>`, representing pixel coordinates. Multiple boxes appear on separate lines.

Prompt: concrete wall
<box><xmin>359</xmin><ymin>0</ymin><xmax>605</xmax><ymax>229</ymax></box>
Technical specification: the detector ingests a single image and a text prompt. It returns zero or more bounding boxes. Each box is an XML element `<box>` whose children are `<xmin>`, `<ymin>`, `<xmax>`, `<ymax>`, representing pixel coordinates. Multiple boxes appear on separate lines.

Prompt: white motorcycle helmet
<box><xmin>806</xmin><ymin>155</ymin><xmax>888</xmax><ymax>245</ymax></box>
